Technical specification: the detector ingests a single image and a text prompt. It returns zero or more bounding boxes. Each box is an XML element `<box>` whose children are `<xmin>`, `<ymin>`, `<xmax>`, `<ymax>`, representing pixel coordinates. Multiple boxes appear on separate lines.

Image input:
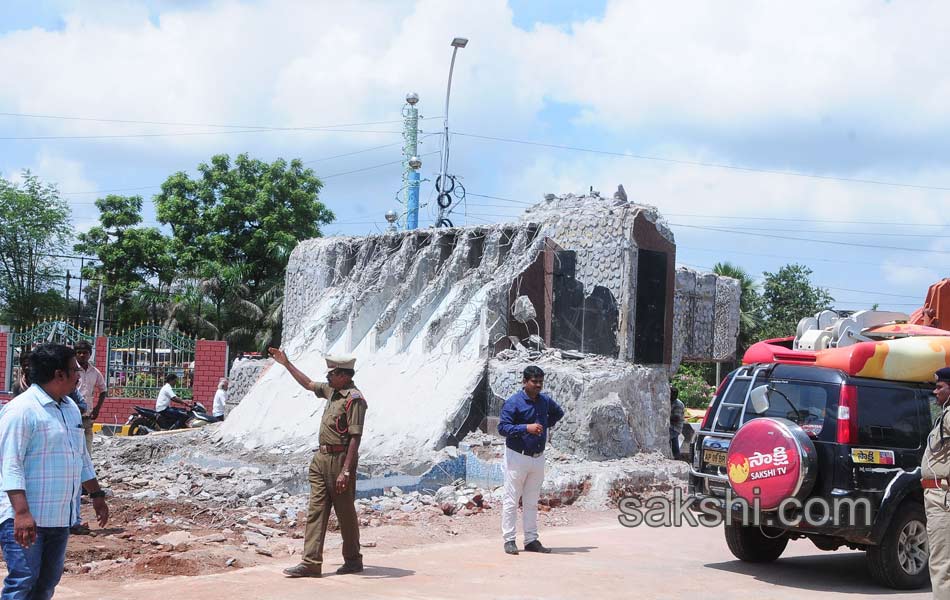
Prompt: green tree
<box><xmin>165</xmin><ymin>261</ymin><xmax>264</xmax><ymax>341</ymax></box>
<box><xmin>74</xmin><ymin>194</ymin><xmax>177</xmax><ymax>329</ymax></box>
<box><xmin>0</xmin><ymin>171</ymin><xmax>72</xmax><ymax>328</ymax></box>
<box><xmin>154</xmin><ymin>154</ymin><xmax>333</xmax><ymax>295</ymax></box>
<box><xmin>759</xmin><ymin>264</ymin><xmax>834</xmax><ymax>340</ymax></box>
<box><xmin>713</xmin><ymin>261</ymin><xmax>762</xmax><ymax>355</ymax></box>
<box><xmin>672</xmin><ymin>364</ymin><xmax>716</xmax><ymax>409</ymax></box>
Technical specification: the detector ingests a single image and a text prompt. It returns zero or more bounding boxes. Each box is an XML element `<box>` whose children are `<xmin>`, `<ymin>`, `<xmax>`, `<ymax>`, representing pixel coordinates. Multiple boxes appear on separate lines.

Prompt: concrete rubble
<box><xmin>60</xmin><ymin>192</ymin><xmax>737</xmax><ymax>583</ymax></box>
<box><xmin>222</xmin><ymin>192</ymin><xmax>739</xmax><ymax>472</ymax></box>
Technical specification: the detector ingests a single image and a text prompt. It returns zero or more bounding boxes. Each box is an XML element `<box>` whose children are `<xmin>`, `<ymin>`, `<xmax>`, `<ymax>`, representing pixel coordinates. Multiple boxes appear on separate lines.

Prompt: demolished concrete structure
<box><xmin>222</xmin><ymin>193</ymin><xmax>739</xmax><ymax>472</ymax></box>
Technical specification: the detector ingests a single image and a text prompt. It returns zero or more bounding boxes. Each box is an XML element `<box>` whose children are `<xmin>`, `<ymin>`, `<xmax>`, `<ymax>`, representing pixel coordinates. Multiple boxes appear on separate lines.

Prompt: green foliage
<box><xmin>155</xmin><ymin>153</ymin><xmax>333</xmax><ymax>294</ymax></box>
<box><xmin>72</xmin><ymin>154</ymin><xmax>330</xmax><ymax>351</ymax></box>
<box><xmin>759</xmin><ymin>264</ymin><xmax>834</xmax><ymax>340</ymax></box>
<box><xmin>74</xmin><ymin>195</ymin><xmax>177</xmax><ymax>329</ymax></box>
<box><xmin>0</xmin><ymin>171</ymin><xmax>72</xmax><ymax>327</ymax></box>
<box><xmin>672</xmin><ymin>364</ymin><xmax>716</xmax><ymax>409</ymax></box>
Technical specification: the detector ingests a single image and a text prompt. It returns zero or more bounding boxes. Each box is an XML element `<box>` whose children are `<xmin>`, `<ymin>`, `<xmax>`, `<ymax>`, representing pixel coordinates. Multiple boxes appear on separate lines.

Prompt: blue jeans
<box><xmin>73</xmin><ymin>488</ymin><xmax>82</xmax><ymax>527</ymax></box>
<box><xmin>0</xmin><ymin>519</ymin><xmax>69</xmax><ymax>600</ymax></box>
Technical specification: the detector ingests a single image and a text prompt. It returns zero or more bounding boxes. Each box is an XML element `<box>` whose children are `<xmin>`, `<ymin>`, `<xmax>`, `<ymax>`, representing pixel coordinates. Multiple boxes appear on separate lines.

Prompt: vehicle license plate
<box><xmin>851</xmin><ymin>449</ymin><xmax>895</xmax><ymax>465</ymax></box>
<box><xmin>705</xmin><ymin>449</ymin><xmax>727</xmax><ymax>467</ymax></box>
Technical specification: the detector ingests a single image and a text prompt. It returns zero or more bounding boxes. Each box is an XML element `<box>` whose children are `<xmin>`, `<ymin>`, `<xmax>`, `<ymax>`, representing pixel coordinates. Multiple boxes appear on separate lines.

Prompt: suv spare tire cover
<box><xmin>726</xmin><ymin>417</ymin><xmax>818</xmax><ymax>511</ymax></box>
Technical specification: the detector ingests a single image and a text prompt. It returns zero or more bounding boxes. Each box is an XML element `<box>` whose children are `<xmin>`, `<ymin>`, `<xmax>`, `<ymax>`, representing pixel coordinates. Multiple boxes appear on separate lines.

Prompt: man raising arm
<box><xmin>268</xmin><ymin>347</ymin><xmax>367</xmax><ymax>578</ymax></box>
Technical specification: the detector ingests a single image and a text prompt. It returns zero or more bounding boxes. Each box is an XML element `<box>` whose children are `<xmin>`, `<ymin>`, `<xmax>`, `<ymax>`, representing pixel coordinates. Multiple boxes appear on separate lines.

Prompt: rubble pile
<box><xmin>226</xmin><ymin>357</ymin><xmax>272</xmax><ymax>408</ymax></box>
<box><xmin>489</xmin><ymin>348</ymin><xmax>670</xmax><ymax>458</ymax></box>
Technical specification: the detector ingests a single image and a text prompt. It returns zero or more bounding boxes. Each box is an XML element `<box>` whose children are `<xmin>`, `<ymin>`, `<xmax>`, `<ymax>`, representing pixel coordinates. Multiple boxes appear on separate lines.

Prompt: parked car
<box><xmin>689</xmin><ymin>361</ymin><xmax>933</xmax><ymax>590</ymax></box>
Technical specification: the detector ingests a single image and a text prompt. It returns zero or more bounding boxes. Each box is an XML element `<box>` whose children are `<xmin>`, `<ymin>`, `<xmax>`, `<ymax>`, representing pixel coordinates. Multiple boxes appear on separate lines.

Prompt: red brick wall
<box><xmin>0</xmin><ymin>394</ymin><xmax>153</xmax><ymax>424</ymax></box>
<box><xmin>94</xmin><ymin>396</ymin><xmax>149</xmax><ymax>425</ymax></box>
<box><xmin>192</xmin><ymin>340</ymin><xmax>228</xmax><ymax>404</ymax></box>
<box><xmin>0</xmin><ymin>331</ymin><xmax>8</xmax><ymax>392</ymax></box>
<box><xmin>94</xmin><ymin>336</ymin><xmax>108</xmax><ymax>375</ymax></box>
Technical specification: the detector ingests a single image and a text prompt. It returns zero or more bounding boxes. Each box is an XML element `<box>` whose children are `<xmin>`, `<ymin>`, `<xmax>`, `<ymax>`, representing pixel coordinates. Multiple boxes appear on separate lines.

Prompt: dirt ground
<box><xmin>21</xmin><ymin>493</ymin><xmax>602</xmax><ymax>583</ymax></box>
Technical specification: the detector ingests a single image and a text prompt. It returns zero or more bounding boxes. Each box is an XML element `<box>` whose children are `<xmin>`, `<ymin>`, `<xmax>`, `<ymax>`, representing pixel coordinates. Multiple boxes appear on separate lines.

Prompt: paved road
<box><xmin>57</xmin><ymin>512</ymin><xmax>930</xmax><ymax>600</ymax></box>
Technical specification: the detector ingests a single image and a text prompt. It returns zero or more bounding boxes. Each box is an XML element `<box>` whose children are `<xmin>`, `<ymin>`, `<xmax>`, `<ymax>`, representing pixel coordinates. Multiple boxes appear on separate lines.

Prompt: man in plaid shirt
<box><xmin>0</xmin><ymin>344</ymin><xmax>109</xmax><ymax>600</ymax></box>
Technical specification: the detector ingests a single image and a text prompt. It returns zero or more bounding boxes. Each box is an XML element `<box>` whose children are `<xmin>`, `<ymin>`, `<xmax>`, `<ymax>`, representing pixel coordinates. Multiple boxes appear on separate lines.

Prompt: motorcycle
<box><xmin>126</xmin><ymin>401</ymin><xmax>215</xmax><ymax>435</ymax></box>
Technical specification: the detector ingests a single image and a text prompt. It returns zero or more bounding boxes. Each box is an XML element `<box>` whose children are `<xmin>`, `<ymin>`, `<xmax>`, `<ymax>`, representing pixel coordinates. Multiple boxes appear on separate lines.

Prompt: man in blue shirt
<box><xmin>0</xmin><ymin>344</ymin><xmax>109</xmax><ymax>600</ymax></box>
<box><xmin>498</xmin><ymin>365</ymin><xmax>564</xmax><ymax>555</ymax></box>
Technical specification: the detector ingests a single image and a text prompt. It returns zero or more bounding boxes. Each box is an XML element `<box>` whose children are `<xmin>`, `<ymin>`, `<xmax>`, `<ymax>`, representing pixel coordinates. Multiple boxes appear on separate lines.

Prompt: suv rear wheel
<box><xmin>724</xmin><ymin>523</ymin><xmax>789</xmax><ymax>562</ymax></box>
<box><xmin>867</xmin><ymin>500</ymin><xmax>929</xmax><ymax>589</ymax></box>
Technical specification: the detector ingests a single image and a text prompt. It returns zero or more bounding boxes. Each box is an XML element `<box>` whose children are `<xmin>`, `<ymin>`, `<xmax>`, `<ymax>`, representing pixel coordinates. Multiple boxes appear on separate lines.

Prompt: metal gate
<box><xmin>6</xmin><ymin>321</ymin><xmax>95</xmax><ymax>391</ymax></box>
<box><xmin>105</xmin><ymin>325</ymin><xmax>196</xmax><ymax>399</ymax></box>
<box><xmin>3</xmin><ymin>322</ymin><xmax>197</xmax><ymax>401</ymax></box>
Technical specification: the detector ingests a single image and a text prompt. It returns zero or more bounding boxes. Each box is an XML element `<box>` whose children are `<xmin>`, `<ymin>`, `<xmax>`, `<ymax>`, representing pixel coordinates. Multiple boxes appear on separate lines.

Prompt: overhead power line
<box><xmin>671</xmin><ymin>223</ymin><xmax>950</xmax><ymax>254</ymax></box>
<box><xmin>60</xmin><ymin>139</ymin><xmax>436</xmax><ymax>196</ymax></box>
<box><xmin>677</xmin><ymin>244</ymin><xmax>928</xmax><ymax>270</ymax></box>
<box><xmin>456</xmin><ymin>132</ymin><xmax>950</xmax><ymax>193</ymax></box>
<box><xmin>464</xmin><ymin>191</ymin><xmax>950</xmax><ymax>229</ymax></box>
<box><xmin>664</xmin><ymin>212</ymin><xmax>950</xmax><ymax>228</ymax></box>
<box><xmin>818</xmin><ymin>285</ymin><xmax>920</xmax><ymax>299</ymax></box>
<box><xmin>466</xmin><ymin>192</ymin><xmax>534</xmax><ymax>205</ymax></box>
<box><xmin>319</xmin><ymin>151</ymin><xmax>440</xmax><ymax>180</ymax></box>
<box><xmin>673</xmin><ymin>224</ymin><xmax>950</xmax><ymax>238</ymax></box>
<box><xmin>1</xmin><ymin>127</ymin><xmax>404</xmax><ymax>141</ymax></box>
<box><xmin>0</xmin><ymin>111</ymin><xmax>409</xmax><ymax>130</ymax></box>
<box><xmin>0</xmin><ymin>110</ymin><xmax>441</xmax><ymax>130</ymax></box>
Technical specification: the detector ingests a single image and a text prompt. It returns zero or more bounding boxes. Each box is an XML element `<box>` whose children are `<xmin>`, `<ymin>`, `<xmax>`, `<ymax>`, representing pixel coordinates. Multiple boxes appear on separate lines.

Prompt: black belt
<box><xmin>509</xmin><ymin>447</ymin><xmax>543</xmax><ymax>458</ymax></box>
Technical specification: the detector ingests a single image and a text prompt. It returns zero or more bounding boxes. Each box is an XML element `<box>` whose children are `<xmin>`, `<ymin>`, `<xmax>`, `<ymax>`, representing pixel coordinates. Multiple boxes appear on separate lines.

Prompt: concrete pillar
<box><xmin>94</xmin><ymin>336</ymin><xmax>109</xmax><ymax>376</ymax></box>
<box><xmin>0</xmin><ymin>331</ymin><xmax>8</xmax><ymax>392</ymax></box>
<box><xmin>193</xmin><ymin>340</ymin><xmax>228</xmax><ymax>404</ymax></box>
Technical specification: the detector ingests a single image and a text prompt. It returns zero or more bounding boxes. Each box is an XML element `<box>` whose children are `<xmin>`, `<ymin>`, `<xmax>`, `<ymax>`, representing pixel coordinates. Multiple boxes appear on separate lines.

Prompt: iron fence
<box><xmin>4</xmin><ymin>321</ymin><xmax>195</xmax><ymax>401</ymax></box>
<box><xmin>106</xmin><ymin>325</ymin><xmax>195</xmax><ymax>400</ymax></box>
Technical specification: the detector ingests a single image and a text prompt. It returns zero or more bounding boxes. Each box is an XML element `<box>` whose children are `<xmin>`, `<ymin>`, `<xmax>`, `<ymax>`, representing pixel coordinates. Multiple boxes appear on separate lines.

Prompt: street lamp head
<box><xmin>408</xmin><ymin>156</ymin><xmax>422</xmax><ymax>169</ymax></box>
<box><xmin>451</xmin><ymin>37</ymin><xmax>468</xmax><ymax>48</ymax></box>
<box><xmin>406</xmin><ymin>92</ymin><xmax>419</xmax><ymax>105</ymax></box>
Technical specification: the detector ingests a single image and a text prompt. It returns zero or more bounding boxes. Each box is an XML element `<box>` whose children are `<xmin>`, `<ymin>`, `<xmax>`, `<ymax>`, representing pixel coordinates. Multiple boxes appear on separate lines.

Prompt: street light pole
<box><xmin>436</xmin><ymin>37</ymin><xmax>468</xmax><ymax>227</ymax></box>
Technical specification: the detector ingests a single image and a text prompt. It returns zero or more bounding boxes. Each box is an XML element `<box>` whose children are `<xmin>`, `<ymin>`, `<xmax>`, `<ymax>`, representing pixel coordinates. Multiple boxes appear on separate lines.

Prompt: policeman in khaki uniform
<box><xmin>923</xmin><ymin>367</ymin><xmax>950</xmax><ymax>598</ymax></box>
<box><xmin>268</xmin><ymin>348</ymin><xmax>367</xmax><ymax>579</ymax></box>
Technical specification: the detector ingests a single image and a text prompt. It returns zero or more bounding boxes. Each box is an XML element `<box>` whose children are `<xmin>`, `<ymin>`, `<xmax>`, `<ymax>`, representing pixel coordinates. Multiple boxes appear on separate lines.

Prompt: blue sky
<box><xmin>1</xmin><ymin>0</ymin><xmax>947</xmax><ymax>318</ymax></box>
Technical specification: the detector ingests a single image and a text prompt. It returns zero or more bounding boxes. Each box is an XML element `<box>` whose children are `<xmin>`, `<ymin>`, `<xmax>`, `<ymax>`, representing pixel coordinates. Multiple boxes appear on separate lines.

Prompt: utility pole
<box><xmin>435</xmin><ymin>37</ymin><xmax>468</xmax><ymax>228</ymax></box>
<box><xmin>403</xmin><ymin>92</ymin><xmax>422</xmax><ymax>229</ymax></box>
<box><xmin>76</xmin><ymin>257</ymin><xmax>85</xmax><ymax>325</ymax></box>
<box><xmin>94</xmin><ymin>281</ymin><xmax>104</xmax><ymax>339</ymax></box>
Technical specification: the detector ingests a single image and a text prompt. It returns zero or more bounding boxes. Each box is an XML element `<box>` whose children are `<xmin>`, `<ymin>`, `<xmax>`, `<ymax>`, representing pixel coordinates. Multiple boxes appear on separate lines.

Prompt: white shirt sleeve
<box><xmin>212</xmin><ymin>389</ymin><xmax>227</xmax><ymax>417</ymax></box>
<box><xmin>155</xmin><ymin>384</ymin><xmax>175</xmax><ymax>411</ymax></box>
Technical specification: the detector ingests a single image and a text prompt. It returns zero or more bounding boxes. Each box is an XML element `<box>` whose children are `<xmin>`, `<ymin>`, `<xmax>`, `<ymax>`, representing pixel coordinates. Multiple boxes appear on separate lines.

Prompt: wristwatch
<box><xmin>89</xmin><ymin>490</ymin><xmax>106</xmax><ymax>499</ymax></box>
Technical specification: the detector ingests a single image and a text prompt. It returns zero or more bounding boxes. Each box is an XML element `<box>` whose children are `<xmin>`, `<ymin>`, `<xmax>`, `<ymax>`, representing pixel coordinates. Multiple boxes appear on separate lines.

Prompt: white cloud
<box><xmin>0</xmin><ymin>0</ymin><xmax>948</xmax><ymax>301</ymax></box>
<box><xmin>880</xmin><ymin>260</ymin><xmax>941</xmax><ymax>290</ymax></box>
<box><xmin>3</xmin><ymin>150</ymin><xmax>100</xmax><ymax>232</ymax></box>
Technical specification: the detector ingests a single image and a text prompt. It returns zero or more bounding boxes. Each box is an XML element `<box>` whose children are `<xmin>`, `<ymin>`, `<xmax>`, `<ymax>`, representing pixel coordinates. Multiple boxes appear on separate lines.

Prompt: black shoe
<box><xmin>504</xmin><ymin>541</ymin><xmax>519</xmax><ymax>555</ymax></box>
<box><xmin>524</xmin><ymin>540</ymin><xmax>552</xmax><ymax>553</ymax></box>
<box><xmin>283</xmin><ymin>563</ymin><xmax>322</xmax><ymax>578</ymax></box>
<box><xmin>336</xmin><ymin>562</ymin><xmax>363</xmax><ymax>575</ymax></box>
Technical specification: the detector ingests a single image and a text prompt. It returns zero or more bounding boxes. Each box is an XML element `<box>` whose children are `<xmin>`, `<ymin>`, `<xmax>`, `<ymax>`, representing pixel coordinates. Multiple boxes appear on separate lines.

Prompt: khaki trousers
<box><xmin>926</xmin><ymin>488</ymin><xmax>950</xmax><ymax>599</ymax></box>
<box><xmin>301</xmin><ymin>450</ymin><xmax>362</xmax><ymax>568</ymax></box>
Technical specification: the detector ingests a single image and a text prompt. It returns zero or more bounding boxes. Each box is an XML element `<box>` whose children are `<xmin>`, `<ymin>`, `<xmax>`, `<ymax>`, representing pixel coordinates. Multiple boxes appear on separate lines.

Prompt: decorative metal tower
<box><xmin>402</xmin><ymin>92</ymin><xmax>422</xmax><ymax>229</ymax></box>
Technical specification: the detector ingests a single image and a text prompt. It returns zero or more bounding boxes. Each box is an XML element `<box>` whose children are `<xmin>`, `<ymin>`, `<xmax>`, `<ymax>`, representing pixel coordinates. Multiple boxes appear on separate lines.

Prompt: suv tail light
<box><xmin>701</xmin><ymin>377</ymin><xmax>730</xmax><ymax>430</ymax></box>
<box><xmin>837</xmin><ymin>384</ymin><xmax>858</xmax><ymax>444</ymax></box>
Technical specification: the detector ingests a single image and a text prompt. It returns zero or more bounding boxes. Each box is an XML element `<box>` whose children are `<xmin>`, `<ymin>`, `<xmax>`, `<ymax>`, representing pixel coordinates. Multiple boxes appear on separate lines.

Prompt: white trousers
<box><xmin>501</xmin><ymin>447</ymin><xmax>545</xmax><ymax>543</ymax></box>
